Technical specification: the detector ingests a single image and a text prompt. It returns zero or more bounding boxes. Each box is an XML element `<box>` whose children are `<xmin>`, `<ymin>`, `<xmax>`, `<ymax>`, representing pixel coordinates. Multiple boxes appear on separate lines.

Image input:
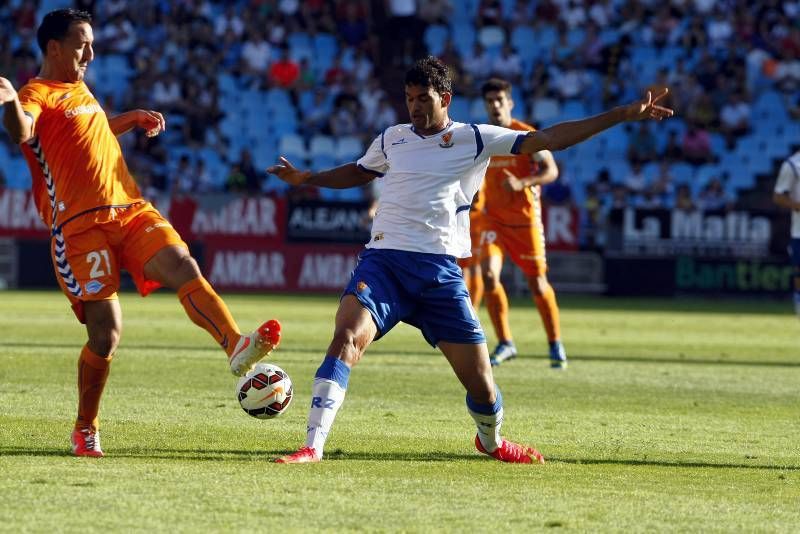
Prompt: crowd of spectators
<box><xmin>1</xmin><ymin>0</ymin><xmax>799</xmax><ymax>247</ymax></box>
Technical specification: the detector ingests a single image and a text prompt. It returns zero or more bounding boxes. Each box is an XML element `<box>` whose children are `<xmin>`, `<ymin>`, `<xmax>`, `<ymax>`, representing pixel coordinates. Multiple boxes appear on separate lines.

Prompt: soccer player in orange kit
<box><xmin>477</xmin><ymin>78</ymin><xmax>566</xmax><ymax>369</ymax></box>
<box><xmin>0</xmin><ymin>9</ymin><xmax>280</xmax><ymax>457</ymax></box>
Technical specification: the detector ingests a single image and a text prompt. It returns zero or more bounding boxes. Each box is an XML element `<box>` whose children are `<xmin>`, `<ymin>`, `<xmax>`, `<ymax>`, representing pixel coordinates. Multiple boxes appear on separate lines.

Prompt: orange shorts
<box><xmin>458</xmin><ymin>210</ymin><xmax>486</xmax><ymax>269</ymax></box>
<box><xmin>479</xmin><ymin>216</ymin><xmax>547</xmax><ymax>277</ymax></box>
<box><xmin>51</xmin><ymin>202</ymin><xmax>187</xmax><ymax>323</ymax></box>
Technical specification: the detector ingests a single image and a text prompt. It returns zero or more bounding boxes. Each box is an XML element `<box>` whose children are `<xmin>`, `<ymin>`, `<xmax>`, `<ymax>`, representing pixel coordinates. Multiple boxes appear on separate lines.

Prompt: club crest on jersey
<box><xmin>439</xmin><ymin>132</ymin><xmax>454</xmax><ymax>148</ymax></box>
<box><xmin>357</xmin><ymin>281</ymin><xmax>368</xmax><ymax>293</ymax></box>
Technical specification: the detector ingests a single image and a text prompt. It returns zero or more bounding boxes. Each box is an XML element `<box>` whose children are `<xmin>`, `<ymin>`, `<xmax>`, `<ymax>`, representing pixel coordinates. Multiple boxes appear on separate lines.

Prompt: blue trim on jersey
<box><xmin>470</xmin><ymin>124</ymin><xmax>483</xmax><ymax>160</ymax></box>
<box><xmin>357</xmin><ymin>163</ymin><xmax>385</xmax><ymax>177</ymax></box>
<box><xmin>315</xmin><ymin>355</ymin><xmax>351</xmax><ymax>389</ymax></box>
<box><xmin>380</xmin><ymin>129</ymin><xmax>387</xmax><ymax>158</ymax></box>
<box><xmin>456</xmin><ymin>204</ymin><xmax>470</xmax><ymax>214</ymax></box>
<box><xmin>466</xmin><ymin>386</ymin><xmax>503</xmax><ymax>415</ymax></box>
<box><xmin>510</xmin><ymin>133</ymin><xmax>528</xmax><ymax>155</ymax></box>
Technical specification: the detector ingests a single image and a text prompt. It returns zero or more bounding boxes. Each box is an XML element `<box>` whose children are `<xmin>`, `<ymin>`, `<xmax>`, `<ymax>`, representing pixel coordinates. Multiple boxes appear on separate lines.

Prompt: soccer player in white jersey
<box><xmin>773</xmin><ymin>149</ymin><xmax>800</xmax><ymax>318</ymax></box>
<box><xmin>268</xmin><ymin>56</ymin><xmax>672</xmax><ymax>464</ymax></box>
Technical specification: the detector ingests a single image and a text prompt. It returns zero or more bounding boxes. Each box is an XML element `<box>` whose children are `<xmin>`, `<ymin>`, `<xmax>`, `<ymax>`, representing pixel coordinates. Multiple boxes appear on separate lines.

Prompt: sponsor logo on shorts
<box><xmin>85</xmin><ymin>280</ymin><xmax>105</xmax><ymax>295</ymax></box>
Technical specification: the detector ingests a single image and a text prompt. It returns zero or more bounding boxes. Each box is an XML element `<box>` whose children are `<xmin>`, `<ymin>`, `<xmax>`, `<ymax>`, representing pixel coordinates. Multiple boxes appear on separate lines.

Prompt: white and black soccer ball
<box><xmin>236</xmin><ymin>363</ymin><xmax>293</xmax><ymax>419</ymax></box>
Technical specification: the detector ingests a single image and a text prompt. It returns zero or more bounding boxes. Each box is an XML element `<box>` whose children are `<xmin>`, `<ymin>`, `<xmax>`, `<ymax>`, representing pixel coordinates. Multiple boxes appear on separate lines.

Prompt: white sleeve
<box><xmin>475</xmin><ymin>124</ymin><xmax>528</xmax><ymax>160</ymax></box>
<box><xmin>356</xmin><ymin>133</ymin><xmax>389</xmax><ymax>176</ymax></box>
<box><xmin>774</xmin><ymin>160</ymin><xmax>799</xmax><ymax>194</ymax></box>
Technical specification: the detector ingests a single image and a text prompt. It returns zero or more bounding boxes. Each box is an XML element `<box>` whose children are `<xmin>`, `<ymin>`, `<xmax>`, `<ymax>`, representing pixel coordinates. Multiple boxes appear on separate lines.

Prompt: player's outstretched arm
<box><xmin>518</xmin><ymin>89</ymin><xmax>674</xmax><ymax>155</ymax></box>
<box><xmin>0</xmin><ymin>77</ymin><xmax>33</xmax><ymax>144</ymax></box>
<box><xmin>267</xmin><ymin>156</ymin><xmax>376</xmax><ymax>189</ymax></box>
<box><xmin>108</xmin><ymin>109</ymin><xmax>166</xmax><ymax>137</ymax></box>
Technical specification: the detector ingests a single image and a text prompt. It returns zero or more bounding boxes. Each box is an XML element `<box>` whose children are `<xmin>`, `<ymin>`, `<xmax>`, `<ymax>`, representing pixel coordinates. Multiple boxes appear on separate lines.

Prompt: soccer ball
<box><xmin>236</xmin><ymin>363</ymin><xmax>293</xmax><ymax>419</ymax></box>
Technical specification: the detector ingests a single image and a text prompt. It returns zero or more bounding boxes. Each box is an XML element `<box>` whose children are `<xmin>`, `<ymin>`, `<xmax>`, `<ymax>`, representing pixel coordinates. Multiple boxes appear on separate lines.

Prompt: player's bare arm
<box><xmin>0</xmin><ymin>77</ymin><xmax>33</xmax><ymax>144</ymax></box>
<box><xmin>518</xmin><ymin>89</ymin><xmax>674</xmax><ymax>155</ymax></box>
<box><xmin>268</xmin><ymin>156</ymin><xmax>376</xmax><ymax>189</ymax></box>
<box><xmin>773</xmin><ymin>192</ymin><xmax>800</xmax><ymax>211</ymax></box>
<box><xmin>108</xmin><ymin>109</ymin><xmax>165</xmax><ymax>137</ymax></box>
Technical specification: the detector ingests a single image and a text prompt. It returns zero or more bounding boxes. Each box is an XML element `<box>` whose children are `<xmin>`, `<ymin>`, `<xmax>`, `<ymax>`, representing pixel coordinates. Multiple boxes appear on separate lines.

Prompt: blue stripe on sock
<box><xmin>315</xmin><ymin>355</ymin><xmax>351</xmax><ymax>389</ymax></box>
<box><xmin>466</xmin><ymin>386</ymin><xmax>503</xmax><ymax>415</ymax></box>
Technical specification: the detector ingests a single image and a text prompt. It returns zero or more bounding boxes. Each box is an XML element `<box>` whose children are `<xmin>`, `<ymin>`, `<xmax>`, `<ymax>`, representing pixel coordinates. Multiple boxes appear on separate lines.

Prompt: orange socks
<box><xmin>76</xmin><ymin>345</ymin><xmax>111</xmax><ymax>431</ymax></box>
<box><xmin>534</xmin><ymin>284</ymin><xmax>561</xmax><ymax>343</ymax></box>
<box><xmin>178</xmin><ymin>277</ymin><xmax>240</xmax><ymax>355</ymax></box>
<box><xmin>485</xmin><ymin>285</ymin><xmax>512</xmax><ymax>343</ymax></box>
<box><xmin>464</xmin><ymin>270</ymin><xmax>484</xmax><ymax>309</ymax></box>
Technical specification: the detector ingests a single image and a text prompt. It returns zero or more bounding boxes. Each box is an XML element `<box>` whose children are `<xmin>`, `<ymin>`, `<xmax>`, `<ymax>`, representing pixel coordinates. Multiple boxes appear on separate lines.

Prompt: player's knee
<box><xmin>482</xmin><ymin>270</ymin><xmax>499</xmax><ymax>291</ymax></box>
<box><xmin>529</xmin><ymin>275</ymin><xmax>549</xmax><ymax>295</ymax></box>
<box><xmin>330</xmin><ymin>328</ymin><xmax>367</xmax><ymax>366</ymax></box>
<box><xmin>87</xmin><ymin>328</ymin><xmax>121</xmax><ymax>356</ymax></box>
<box><xmin>467</xmin><ymin>379</ymin><xmax>496</xmax><ymax>404</ymax></box>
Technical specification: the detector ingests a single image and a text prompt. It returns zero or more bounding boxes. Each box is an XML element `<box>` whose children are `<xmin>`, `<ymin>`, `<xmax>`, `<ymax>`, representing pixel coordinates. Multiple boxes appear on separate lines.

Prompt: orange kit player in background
<box><xmin>0</xmin><ymin>9</ymin><xmax>280</xmax><ymax>457</ymax></box>
<box><xmin>478</xmin><ymin>78</ymin><xmax>566</xmax><ymax>369</ymax></box>
<box><xmin>457</xmin><ymin>188</ymin><xmax>486</xmax><ymax>308</ymax></box>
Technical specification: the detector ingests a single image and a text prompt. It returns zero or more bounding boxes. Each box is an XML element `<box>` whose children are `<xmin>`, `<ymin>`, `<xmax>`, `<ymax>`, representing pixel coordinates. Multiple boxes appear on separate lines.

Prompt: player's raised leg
<box><xmin>143</xmin><ymin>244</ymin><xmax>280</xmax><ymax>376</ymax></box>
<box><xmin>439</xmin><ymin>341</ymin><xmax>544</xmax><ymax>464</ymax></box>
<box><xmin>71</xmin><ymin>299</ymin><xmax>121</xmax><ymax>457</ymax></box>
<box><xmin>528</xmin><ymin>274</ymin><xmax>567</xmax><ymax>369</ymax></box>
<box><xmin>276</xmin><ymin>295</ymin><xmax>377</xmax><ymax>463</ymax></box>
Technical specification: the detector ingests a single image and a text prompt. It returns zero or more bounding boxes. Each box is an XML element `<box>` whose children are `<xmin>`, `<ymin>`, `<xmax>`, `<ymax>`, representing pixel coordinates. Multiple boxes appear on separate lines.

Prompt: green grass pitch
<box><xmin>1</xmin><ymin>289</ymin><xmax>798</xmax><ymax>531</ymax></box>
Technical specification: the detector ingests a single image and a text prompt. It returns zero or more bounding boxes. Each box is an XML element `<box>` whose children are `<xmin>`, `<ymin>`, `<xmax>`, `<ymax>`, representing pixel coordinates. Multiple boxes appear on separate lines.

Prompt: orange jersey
<box><xmin>18</xmin><ymin>79</ymin><xmax>143</xmax><ymax>234</ymax></box>
<box><xmin>481</xmin><ymin>118</ymin><xmax>540</xmax><ymax>225</ymax></box>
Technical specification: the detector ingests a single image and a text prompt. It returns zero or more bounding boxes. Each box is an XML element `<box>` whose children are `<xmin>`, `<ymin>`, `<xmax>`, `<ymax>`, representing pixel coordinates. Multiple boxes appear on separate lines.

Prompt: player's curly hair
<box><xmin>405</xmin><ymin>56</ymin><xmax>452</xmax><ymax>95</ymax></box>
<box><xmin>37</xmin><ymin>9</ymin><xmax>92</xmax><ymax>54</ymax></box>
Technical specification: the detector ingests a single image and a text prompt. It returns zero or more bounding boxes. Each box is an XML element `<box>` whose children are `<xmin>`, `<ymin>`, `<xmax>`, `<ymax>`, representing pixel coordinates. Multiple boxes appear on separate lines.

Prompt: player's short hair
<box><xmin>37</xmin><ymin>9</ymin><xmax>92</xmax><ymax>54</ymax></box>
<box><xmin>481</xmin><ymin>78</ymin><xmax>513</xmax><ymax>98</ymax></box>
<box><xmin>405</xmin><ymin>56</ymin><xmax>452</xmax><ymax>95</ymax></box>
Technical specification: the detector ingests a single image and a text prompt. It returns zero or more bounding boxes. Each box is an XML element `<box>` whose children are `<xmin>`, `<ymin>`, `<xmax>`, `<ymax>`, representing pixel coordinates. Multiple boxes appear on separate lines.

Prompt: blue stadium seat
<box><xmin>449</xmin><ymin>96</ymin><xmax>470</xmax><ymax>122</ymax></box>
<box><xmin>265</xmin><ymin>88</ymin><xmax>293</xmax><ymax>114</ymax></box>
<box><xmin>424</xmin><ymin>25</ymin><xmax>449</xmax><ymax>56</ymax></box>
<box><xmin>469</xmin><ymin>97</ymin><xmax>487</xmax><ymax>123</ymax></box>
<box><xmin>478</xmin><ymin>25</ymin><xmax>505</xmax><ymax>54</ymax></box>
<box><xmin>4</xmin><ymin>155</ymin><xmax>32</xmax><ymax>190</ymax></box>
<box><xmin>313</xmin><ymin>33</ymin><xmax>338</xmax><ymax>65</ymax></box>
<box><xmin>336</xmin><ymin>136</ymin><xmax>364</xmax><ymax>164</ymax></box>
<box><xmin>510</xmin><ymin>26</ymin><xmax>538</xmax><ymax>61</ymax></box>
<box><xmin>288</xmin><ymin>32</ymin><xmax>314</xmax><ymax>63</ymax></box>
<box><xmin>450</xmin><ymin>21</ymin><xmax>476</xmax><ymax>57</ymax></box>
<box><xmin>310</xmin><ymin>155</ymin><xmax>337</xmax><ymax>172</ymax></box>
<box><xmin>278</xmin><ymin>133</ymin><xmax>307</xmax><ymax>162</ymax></box>
<box><xmin>309</xmin><ymin>135</ymin><xmax>337</xmax><ymax>158</ymax></box>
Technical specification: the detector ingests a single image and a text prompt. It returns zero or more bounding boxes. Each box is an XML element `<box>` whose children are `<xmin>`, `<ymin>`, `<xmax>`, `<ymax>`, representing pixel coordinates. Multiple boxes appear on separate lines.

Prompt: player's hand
<box><xmin>136</xmin><ymin>109</ymin><xmax>166</xmax><ymax>136</ymax></box>
<box><xmin>624</xmin><ymin>89</ymin><xmax>674</xmax><ymax>122</ymax></box>
<box><xmin>267</xmin><ymin>156</ymin><xmax>313</xmax><ymax>185</ymax></box>
<box><xmin>502</xmin><ymin>169</ymin><xmax>526</xmax><ymax>192</ymax></box>
<box><xmin>0</xmin><ymin>77</ymin><xmax>18</xmax><ymax>105</ymax></box>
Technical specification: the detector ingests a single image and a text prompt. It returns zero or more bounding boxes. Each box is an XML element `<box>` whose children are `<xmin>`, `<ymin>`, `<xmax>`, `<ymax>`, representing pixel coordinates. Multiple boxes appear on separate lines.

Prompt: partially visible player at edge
<box><xmin>477</xmin><ymin>77</ymin><xmax>566</xmax><ymax>369</ymax></box>
<box><xmin>267</xmin><ymin>56</ymin><xmax>672</xmax><ymax>464</ymax></box>
<box><xmin>772</xmin><ymin>148</ymin><xmax>800</xmax><ymax>318</ymax></box>
<box><xmin>0</xmin><ymin>9</ymin><xmax>280</xmax><ymax>458</ymax></box>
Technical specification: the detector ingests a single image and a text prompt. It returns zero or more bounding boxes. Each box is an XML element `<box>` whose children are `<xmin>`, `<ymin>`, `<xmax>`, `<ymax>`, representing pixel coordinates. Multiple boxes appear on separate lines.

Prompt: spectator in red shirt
<box><xmin>268</xmin><ymin>47</ymin><xmax>300</xmax><ymax>89</ymax></box>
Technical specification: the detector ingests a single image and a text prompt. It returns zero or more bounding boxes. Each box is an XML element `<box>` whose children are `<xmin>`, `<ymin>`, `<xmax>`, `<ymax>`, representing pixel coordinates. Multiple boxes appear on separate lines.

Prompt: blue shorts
<box><xmin>343</xmin><ymin>248</ymin><xmax>485</xmax><ymax>347</ymax></box>
<box><xmin>791</xmin><ymin>239</ymin><xmax>800</xmax><ymax>268</ymax></box>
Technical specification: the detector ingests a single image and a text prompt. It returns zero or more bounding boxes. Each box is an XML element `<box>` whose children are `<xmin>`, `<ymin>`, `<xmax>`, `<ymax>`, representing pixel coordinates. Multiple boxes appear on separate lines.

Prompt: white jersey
<box><xmin>774</xmin><ymin>151</ymin><xmax>800</xmax><ymax>238</ymax></box>
<box><xmin>357</xmin><ymin>121</ymin><xmax>526</xmax><ymax>257</ymax></box>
